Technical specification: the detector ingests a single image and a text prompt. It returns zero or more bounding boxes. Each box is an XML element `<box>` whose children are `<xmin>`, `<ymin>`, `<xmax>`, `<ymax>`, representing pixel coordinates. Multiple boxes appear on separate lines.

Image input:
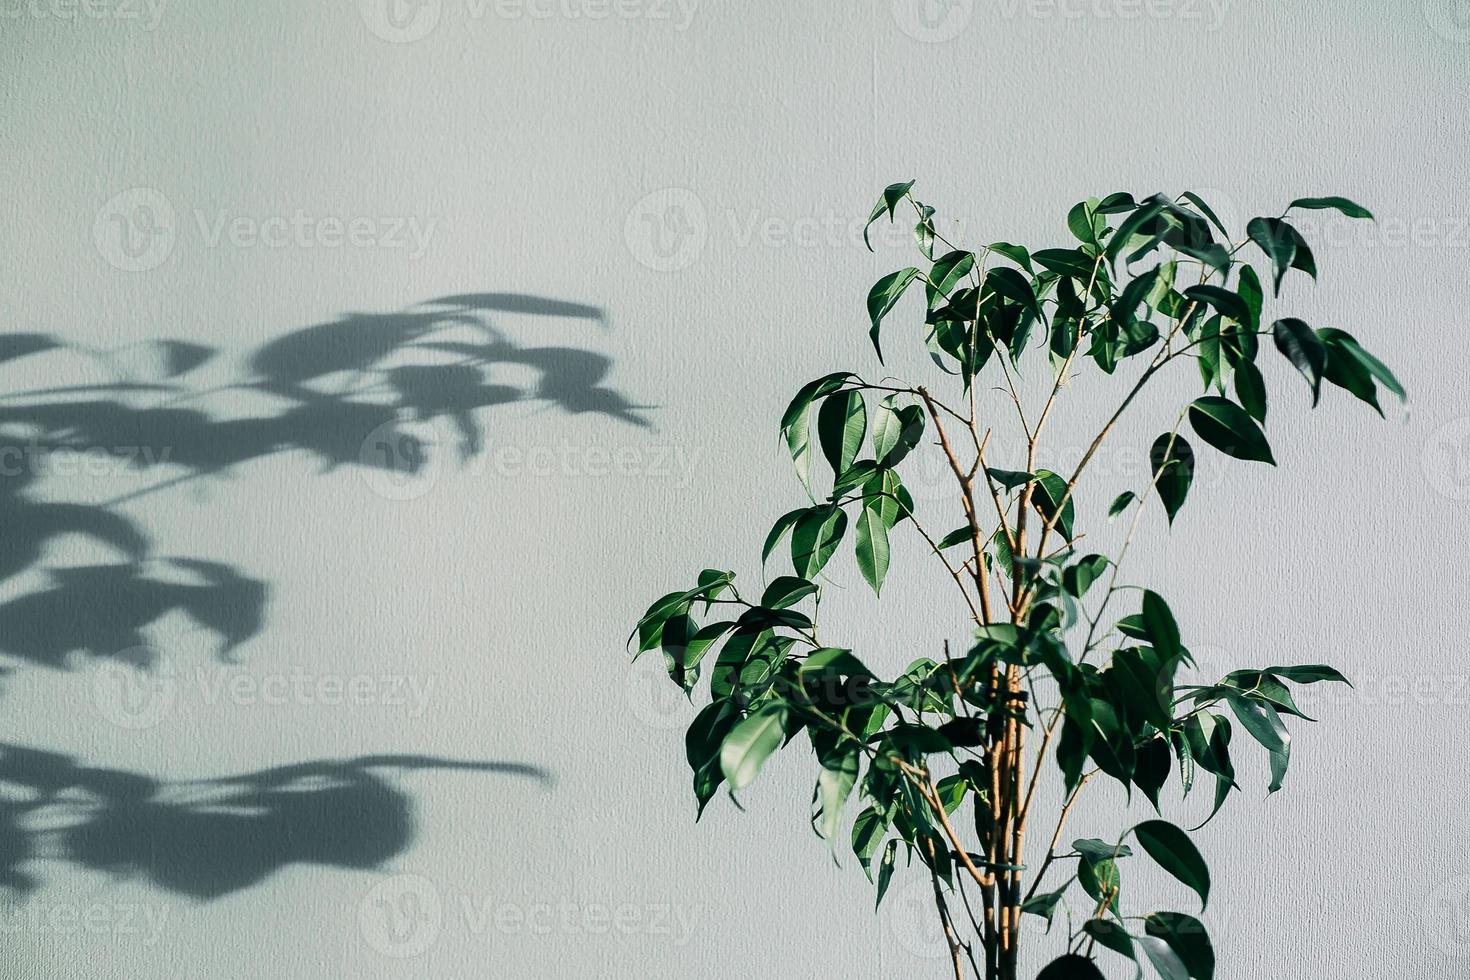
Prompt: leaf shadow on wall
<box><xmin>0</xmin><ymin>292</ymin><xmax>649</xmax><ymax>899</ymax></box>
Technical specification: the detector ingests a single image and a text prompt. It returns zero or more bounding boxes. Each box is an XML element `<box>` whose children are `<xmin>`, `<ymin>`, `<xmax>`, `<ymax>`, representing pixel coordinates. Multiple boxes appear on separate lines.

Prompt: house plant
<box><xmin>631</xmin><ymin>184</ymin><xmax>1402</xmax><ymax>979</ymax></box>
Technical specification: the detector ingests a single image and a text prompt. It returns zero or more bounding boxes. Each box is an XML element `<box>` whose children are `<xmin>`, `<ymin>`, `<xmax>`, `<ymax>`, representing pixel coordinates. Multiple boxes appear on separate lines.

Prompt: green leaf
<box><xmin>1233</xmin><ymin>359</ymin><xmax>1267</xmax><ymax>423</ymax></box>
<box><xmin>874</xmin><ymin>838</ymin><xmax>899</xmax><ymax>908</ymax></box>
<box><xmin>1319</xmin><ymin>327</ymin><xmax>1406</xmax><ymax>414</ymax></box>
<box><xmin>1289</xmin><ymin>196</ymin><xmax>1374</xmax><ymax>220</ymax></box>
<box><xmin>1272</xmin><ymin>318</ymin><xmax>1327</xmax><ymax>405</ymax></box>
<box><xmin>1150</xmin><ymin>433</ymin><xmax>1195</xmax><ymax>523</ymax></box>
<box><xmin>761</xmin><ymin>575</ymin><xmax>816</xmax><ymax>610</ymax></box>
<box><xmin>791</xmin><ymin>507</ymin><xmax>847</xmax><ymax>579</ymax></box>
<box><xmin>1226</xmin><ymin>694</ymin><xmax>1291</xmax><ymax>793</ymax></box>
<box><xmin>1181</xmin><ymin>191</ymin><xmax>1230</xmax><ymax>239</ymax></box>
<box><xmin>1246</xmin><ymin>217</ymin><xmax>1297</xmax><ymax>294</ymax></box>
<box><xmin>938</xmin><ymin>526</ymin><xmax>972</xmax><ymax>550</ymax></box>
<box><xmin>1141</xmin><ymin>590</ymin><xmax>1183</xmax><ymax>664</ymax></box>
<box><xmin>1038</xmin><ymin>955</ymin><xmax>1107</xmax><ymax>980</ymax></box>
<box><xmin>1268</xmin><ymin>664</ymin><xmax>1350</xmax><ymax>685</ymax></box>
<box><xmin>863</xmin><ymin>180</ymin><xmax>914</xmax><ymax>251</ymax></box>
<box><xmin>986</xmin><ymin>467</ymin><xmax>1034</xmax><ymax>491</ymax></box>
<box><xmin>1188</xmin><ymin>396</ymin><xmax>1275</xmax><ymax>465</ymax></box>
<box><xmin>1031</xmin><ymin>469</ymin><xmax>1075</xmax><ymax>541</ymax></box>
<box><xmin>988</xmin><ymin>241</ymin><xmax>1033</xmax><ymax>272</ymax></box>
<box><xmin>1133</xmin><ymin>819</ymin><xmax>1211</xmax><ymax>909</ymax></box>
<box><xmin>1137</xmin><ymin>934</ymin><xmax>1191</xmax><ymax>980</ymax></box>
<box><xmin>929</xmin><ymin>249</ymin><xmax>976</xmax><ymax>300</ymax></box>
<box><xmin>1078</xmin><ymin>851</ymin><xmax>1121</xmax><ymax>915</ymax></box>
<box><xmin>1063</xmin><ymin>554</ymin><xmax>1110</xmax><ymax>598</ymax></box>
<box><xmin>1108</xmin><ymin>490</ymin><xmax>1137</xmax><ymax>518</ymax></box>
<box><xmin>868</xmin><ymin>268</ymin><xmax>921</xmax><ymax>362</ymax></box>
<box><xmin>1021</xmin><ymin>889</ymin><xmax>1067</xmax><ymax>927</ymax></box>
<box><xmin>687</xmin><ymin>699</ymin><xmax>738</xmax><ymax>816</ymax></box>
<box><xmin>1034</xmin><ymin>247</ymin><xmax>1101</xmax><ymax>282</ymax></box>
<box><xmin>855</xmin><ymin>497</ymin><xmax>892</xmax><ymax>596</ymax></box>
<box><xmin>817</xmin><ymin>390</ymin><xmax>867</xmax><ymax>476</ymax></box>
<box><xmin>1236</xmin><ymin>264</ymin><xmax>1264</xmax><ymax>332</ymax></box>
<box><xmin>1083</xmin><ymin>918</ymin><xmax>1136</xmax><ymax>960</ymax></box>
<box><xmin>1074</xmin><ymin>838</ymin><xmax>1133</xmax><ymax>861</ymax></box>
<box><xmin>780</xmin><ymin>373</ymin><xmax>854</xmax><ymax>493</ymax></box>
<box><xmin>1183</xmin><ymin>285</ymin><xmax>1250</xmax><ymax>324</ymax></box>
<box><xmin>851</xmin><ymin>807</ymin><xmax>886</xmax><ymax>879</ymax></box>
<box><xmin>814</xmin><ymin>746</ymin><xmax>859</xmax><ymax>841</ymax></box>
<box><xmin>719</xmin><ymin>703</ymin><xmax>788</xmax><ymax>790</ymax></box>
<box><xmin>762</xmin><ymin>508</ymin><xmax>807</xmax><ymax>564</ymax></box>
<box><xmin>871</xmin><ymin>394</ymin><xmax>903</xmax><ymax>460</ymax></box>
<box><xmin>1145</xmin><ymin>912</ymin><xmax>1215</xmax><ymax>980</ymax></box>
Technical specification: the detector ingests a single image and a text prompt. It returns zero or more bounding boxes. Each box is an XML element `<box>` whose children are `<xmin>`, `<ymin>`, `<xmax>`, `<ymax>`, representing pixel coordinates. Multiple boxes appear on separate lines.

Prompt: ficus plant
<box><xmin>630</xmin><ymin>183</ymin><xmax>1403</xmax><ymax>979</ymax></box>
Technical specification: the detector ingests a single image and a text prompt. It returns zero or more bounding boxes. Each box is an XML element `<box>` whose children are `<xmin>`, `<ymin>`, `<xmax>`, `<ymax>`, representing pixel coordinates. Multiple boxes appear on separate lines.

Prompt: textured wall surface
<box><xmin>0</xmin><ymin>2</ymin><xmax>1466</xmax><ymax>977</ymax></box>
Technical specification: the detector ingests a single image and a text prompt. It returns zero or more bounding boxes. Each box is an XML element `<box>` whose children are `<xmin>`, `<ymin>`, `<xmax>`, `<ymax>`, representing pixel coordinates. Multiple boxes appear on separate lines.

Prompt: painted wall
<box><xmin>0</xmin><ymin>2</ymin><xmax>1466</xmax><ymax>976</ymax></box>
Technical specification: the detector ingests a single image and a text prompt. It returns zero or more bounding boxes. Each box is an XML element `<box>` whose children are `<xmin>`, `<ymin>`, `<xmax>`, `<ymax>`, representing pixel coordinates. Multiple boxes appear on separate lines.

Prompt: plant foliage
<box><xmin>631</xmin><ymin>184</ymin><xmax>1401</xmax><ymax>979</ymax></box>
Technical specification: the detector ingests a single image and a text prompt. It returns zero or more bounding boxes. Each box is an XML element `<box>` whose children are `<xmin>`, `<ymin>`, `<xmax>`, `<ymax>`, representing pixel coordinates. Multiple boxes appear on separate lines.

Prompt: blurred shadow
<box><xmin>0</xmin><ymin>291</ymin><xmax>639</xmax><ymax>897</ymax></box>
<box><xmin>0</xmin><ymin>743</ymin><xmax>549</xmax><ymax>899</ymax></box>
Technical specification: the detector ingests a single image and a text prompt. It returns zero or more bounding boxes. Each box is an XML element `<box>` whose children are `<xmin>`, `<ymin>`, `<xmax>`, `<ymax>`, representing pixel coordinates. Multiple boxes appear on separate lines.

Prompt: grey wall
<box><xmin>0</xmin><ymin>2</ymin><xmax>1466</xmax><ymax>977</ymax></box>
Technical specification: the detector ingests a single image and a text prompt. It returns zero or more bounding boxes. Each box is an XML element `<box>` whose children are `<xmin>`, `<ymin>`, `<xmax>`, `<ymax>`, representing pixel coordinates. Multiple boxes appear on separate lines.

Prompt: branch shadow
<box><xmin>0</xmin><ymin>291</ymin><xmax>644</xmax><ymax>898</ymax></box>
<box><xmin>0</xmin><ymin>743</ymin><xmax>550</xmax><ymax>900</ymax></box>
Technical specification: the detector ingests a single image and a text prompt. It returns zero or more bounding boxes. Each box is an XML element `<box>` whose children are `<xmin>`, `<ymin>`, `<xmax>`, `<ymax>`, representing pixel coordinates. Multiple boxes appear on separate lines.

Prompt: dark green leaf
<box><xmin>1181</xmin><ymin>191</ymin><xmax>1229</xmax><ymax>239</ymax></box>
<box><xmin>781</xmin><ymin>373</ymin><xmax>854</xmax><ymax>492</ymax></box>
<box><xmin>1267</xmin><ymin>664</ymin><xmax>1350</xmax><ymax>685</ymax></box>
<box><xmin>1133</xmin><ymin>819</ymin><xmax>1211</xmax><ymax>909</ymax></box>
<box><xmin>1084</xmin><ymin>918</ymin><xmax>1136</xmax><ymax>960</ymax></box>
<box><xmin>929</xmin><ymin>250</ymin><xmax>976</xmax><ymax>301</ymax></box>
<box><xmin>867</xmin><ymin>268</ymin><xmax>921</xmax><ymax>361</ymax></box>
<box><xmin>1233</xmin><ymin>360</ymin><xmax>1267</xmax><ymax>423</ymax></box>
<box><xmin>791</xmin><ymin>507</ymin><xmax>847</xmax><ymax>579</ymax></box>
<box><xmin>1272</xmin><ymin>318</ymin><xmax>1327</xmax><ymax>405</ymax></box>
<box><xmin>1150</xmin><ymin>433</ymin><xmax>1195</xmax><ymax>523</ymax></box>
<box><xmin>1226</xmin><ymin>694</ymin><xmax>1291</xmax><ymax>793</ymax></box>
<box><xmin>1109</xmin><ymin>490</ymin><xmax>1137</xmax><ymax>518</ymax></box>
<box><xmin>874</xmin><ymin>838</ymin><xmax>899</xmax><ymax>908</ymax></box>
<box><xmin>1145</xmin><ymin>912</ymin><xmax>1215</xmax><ymax>980</ymax></box>
<box><xmin>1246</xmin><ymin>217</ymin><xmax>1297</xmax><ymax>294</ymax></box>
<box><xmin>851</xmin><ymin>807</ymin><xmax>886</xmax><ymax>879</ymax></box>
<box><xmin>1236</xmin><ymin>264</ymin><xmax>1264</xmax><ymax>332</ymax></box>
<box><xmin>817</xmin><ymin>390</ymin><xmax>867</xmax><ymax>476</ymax></box>
<box><xmin>988</xmin><ymin>241</ymin><xmax>1033</xmax><ymax>272</ymax></box>
<box><xmin>1031</xmin><ymin>469</ymin><xmax>1075</xmax><ymax>541</ymax></box>
<box><xmin>1183</xmin><ymin>285</ymin><xmax>1250</xmax><ymax>324</ymax></box>
<box><xmin>761</xmin><ymin>575</ymin><xmax>816</xmax><ymax>610</ymax></box>
<box><xmin>863</xmin><ymin>180</ymin><xmax>914</xmax><ymax>251</ymax></box>
<box><xmin>1188</xmin><ymin>396</ymin><xmax>1275</xmax><ymax>465</ymax></box>
<box><xmin>1141</xmin><ymin>590</ymin><xmax>1182</xmax><ymax>664</ymax></box>
<box><xmin>986</xmin><ymin>467</ymin><xmax>1034</xmax><ymax>491</ymax></box>
<box><xmin>1288</xmin><ymin>196</ymin><xmax>1374</xmax><ymax>220</ymax></box>
<box><xmin>1038</xmin><ymin>954</ymin><xmax>1107</xmax><ymax>980</ymax></box>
